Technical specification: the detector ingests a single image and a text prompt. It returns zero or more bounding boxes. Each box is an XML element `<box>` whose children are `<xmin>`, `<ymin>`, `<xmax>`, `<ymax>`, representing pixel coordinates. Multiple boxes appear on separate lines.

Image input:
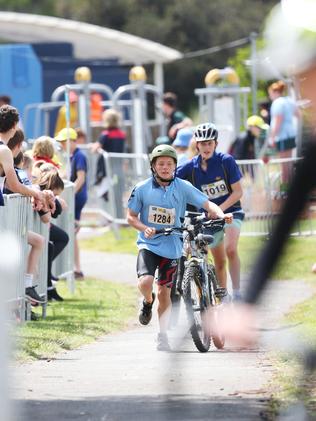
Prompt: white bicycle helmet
<box><xmin>194</xmin><ymin>123</ymin><xmax>218</xmax><ymax>142</ymax></box>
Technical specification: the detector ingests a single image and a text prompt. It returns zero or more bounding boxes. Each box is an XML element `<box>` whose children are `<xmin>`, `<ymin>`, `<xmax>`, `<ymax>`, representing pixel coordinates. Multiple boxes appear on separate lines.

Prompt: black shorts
<box><xmin>136</xmin><ymin>249</ymin><xmax>178</xmax><ymax>288</ymax></box>
<box><xmin>276</xmin><ymin>137</ymin><xmax>296</xmax><ymax>152</ymax></box>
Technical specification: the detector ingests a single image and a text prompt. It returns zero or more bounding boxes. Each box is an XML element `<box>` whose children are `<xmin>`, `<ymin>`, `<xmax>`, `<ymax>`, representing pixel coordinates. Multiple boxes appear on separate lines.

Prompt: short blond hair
<box><xmin>102</xmin><ymin>109</ymin><xmax>122</xmax><ymax>129</ymax></box>
<box><xmin>32</xmin><ymin>136</ymin><xmax>55</xmax><ymax>159</ymax></box>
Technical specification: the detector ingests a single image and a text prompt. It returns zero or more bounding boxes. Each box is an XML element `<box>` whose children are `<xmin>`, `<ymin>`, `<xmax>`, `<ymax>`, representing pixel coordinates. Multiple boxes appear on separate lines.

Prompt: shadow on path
<box><xmin>15</xmin><ymin>394</ymin><xmax>269</xmax><ymax>421</ymax></box>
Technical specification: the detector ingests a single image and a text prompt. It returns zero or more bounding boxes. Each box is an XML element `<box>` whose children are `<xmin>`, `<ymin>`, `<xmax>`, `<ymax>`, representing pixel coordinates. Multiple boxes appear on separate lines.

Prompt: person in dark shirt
<box><xmin>55</xmin><ymin>127</ymin><xmax>87</xmax><ymax>279</ymax></box>
<box><xmin>90</xmin><ymin>109</ymin><xmax>126</xmax><ymax>216</ymax></box>
<box><xmin>91</xmin><ymin>109</ymin><xmax>126</xmax><ymax>154</ymax></box>
<box><xmin>162</xmin><ymin>92</ymin><xmax>192</xmax><ymax>142</ymax></box>
<box><xmin>229</xmin><ymin>130</ymin><xmax>255</xmax><ymax>160</ymax></box>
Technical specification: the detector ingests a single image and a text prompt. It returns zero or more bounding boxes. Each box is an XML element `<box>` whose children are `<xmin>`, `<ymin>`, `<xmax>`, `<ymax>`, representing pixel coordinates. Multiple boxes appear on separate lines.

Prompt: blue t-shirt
<box><xmin>176</xmin><ymin>152</ymin><xmax>242</xmax><ymax>213</ymax></box>
<box><xmin>128</xmin><ymin>177</ymin><xmax>208</xmax><ymax>259</ymax></box>
<box><xmin>270</xmin><ymin>96</ymin><xmax>297</xmax><ymax>141</ymax></box>
<box><xmin>71</xmin><ymin>148</ymin><xmax>88</xmax><ymax>201</ymax></box>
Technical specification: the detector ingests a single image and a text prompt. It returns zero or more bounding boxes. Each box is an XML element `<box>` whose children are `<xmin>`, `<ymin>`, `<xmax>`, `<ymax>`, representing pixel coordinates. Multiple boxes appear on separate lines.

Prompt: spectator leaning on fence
<box><xmin>35</xmin><ymin>163</ymin><xmax>69</xmax><ymax>301</ymax></box>
<box><xmin>55</xmin><ymin>127</ymin><xmax>87</xmax><ymax>279</ymax></box>
<box><xmin>4</xmin><ymin>129</ymin><xmax>47</xmax><ymax>305</ymax></box>
<box><xmin>32</xmin><ymin>135</ymin><xmax>60</xmax><ymax>168</ymax></box>
<box><xmin>0</xmin><ymin>105</ymin><xmax>44</xmax><ymax>209</ymax></box>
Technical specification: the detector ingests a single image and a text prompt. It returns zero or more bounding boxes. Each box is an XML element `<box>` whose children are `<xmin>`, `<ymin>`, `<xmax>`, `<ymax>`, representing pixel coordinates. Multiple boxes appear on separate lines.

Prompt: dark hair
<box><xmin>75</xmin><ymin>128</ymin><xmax>86</xmax><ymax>138</ymax></box>
<box><xmin>13</xmin><ymin>151</ymin><xmax>24</xmax><ymax>167</ymax></box>
<box><xmin>268</xmin><ymin>80</ymin><xmax>286</xmax><ymax>95</ymax></box>
<box><xmin>0</xmin><ymin>105</ymin><xmax>19</xmax><ymax>133</ymax></box>
<box><xmin>7</xmin><ymin>128</ymin><xmax>24</xmax><ymax>150</ymax></box>
<box><xmin>38</xmin><ymin>169</ymin><xmax>64</xmax><ymax>192</ymax></box>
<box><xmin>0</xmin><ymin>95</ymin><xmax>11</xmax><ymax>105</ymax></box>
<box><xmin>163</xmin><ymin>92</ymin><xmax>178</xmax><ymax>108</ymax></box>
<box><xmin>22</xmin><ymin>154</ymin><xmax>33</xmax><ymax>170</ymax></box>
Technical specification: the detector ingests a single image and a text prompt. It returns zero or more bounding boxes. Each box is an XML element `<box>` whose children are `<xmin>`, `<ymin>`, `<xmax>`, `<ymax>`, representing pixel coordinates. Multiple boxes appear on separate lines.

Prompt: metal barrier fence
<box><xmin>79</xmin><ymin>146</ymin><xmax>150</xmax><ymax>224</ymax></box>
<box><xmin>0</xmin><ymin>232</ymin><xmax>19</xmax><ymax>421</ymax></box>
<box><xmin>53</xmin><ymin>181</ymin><xmax>75</xmax><ymax>293</ymax></box>
<box><xmin>0</xmin><ymin>195</ymin><xmax>29</xmax><ymax>320</ymax></box>
<box><xmin>0</xmin><ymin>185</ymin><xmax>75</xmax><ymax>321</ymax></box>
<box><xmin>236</xmin><ymin>159</ymin><xmax>271</xmax><ymax>236</ymax></box>
<box><xmin>79</xmin><ymin>152</ymin><xmax>316</xmax><ymax>237</ymax></box>
<box><xmin>28</xmin><ymin>207</ymin><xmax>50</xmax><ymax>318</ymax></box>
<box><xmin>265</xmin><ymin>157</ymin><xmax>316</xmax><ymax>236</ymax></box>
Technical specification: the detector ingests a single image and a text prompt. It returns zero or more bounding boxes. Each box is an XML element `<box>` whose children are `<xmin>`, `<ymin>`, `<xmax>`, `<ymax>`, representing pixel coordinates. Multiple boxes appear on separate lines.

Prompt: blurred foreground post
<box><xmin>0</xmin><ymin>233</ymin><xmax>20</xmax><ymax>421</ymax></box>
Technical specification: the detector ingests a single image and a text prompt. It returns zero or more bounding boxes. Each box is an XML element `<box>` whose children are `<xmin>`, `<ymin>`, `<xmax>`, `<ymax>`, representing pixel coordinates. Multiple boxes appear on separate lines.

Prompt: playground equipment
<box><xmin>24</xmin><ymin>65</ymin><xmax>165</xmax><ymax>152</ymax></box>
<box><xmin>51</xmin><ymin>66</ymin><xmax>114</xmax><ymax>143</ymax></box>
<box><xmin>195</xmin><ymin>67</ymin><xmax>251</xmax><ymax>153</ymax></box>
<box><xmin>112</xmin><ymin>65</ymin><xmax>165</xmax><ymax>154</ymax></box>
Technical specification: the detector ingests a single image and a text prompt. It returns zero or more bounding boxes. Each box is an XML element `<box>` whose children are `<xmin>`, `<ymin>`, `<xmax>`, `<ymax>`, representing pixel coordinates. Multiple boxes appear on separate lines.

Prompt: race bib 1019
<box><xmin>148</xmin><ymin>206</ymin><xmax>175</xmax><ymax>225</ymax></box>
<box><xmin>201</xmin><ymin>179</ymin><xmax>229</xmax><ymax>199</ymax></box>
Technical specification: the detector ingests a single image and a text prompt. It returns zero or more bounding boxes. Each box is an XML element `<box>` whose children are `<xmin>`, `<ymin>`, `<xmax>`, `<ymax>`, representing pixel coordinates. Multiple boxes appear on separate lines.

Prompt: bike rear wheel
<box><xmin>183</xmin><ymin>264</ymin><xmax>211</xmax><ymax>352</ymax></box>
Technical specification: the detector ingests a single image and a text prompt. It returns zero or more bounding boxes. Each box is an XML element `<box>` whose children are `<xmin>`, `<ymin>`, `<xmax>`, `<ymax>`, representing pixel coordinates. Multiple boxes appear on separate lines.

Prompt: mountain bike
<box><xmin>156</xmin><ymin>212</ymin><xmax>227</xmax><ymax>353</ymax></box>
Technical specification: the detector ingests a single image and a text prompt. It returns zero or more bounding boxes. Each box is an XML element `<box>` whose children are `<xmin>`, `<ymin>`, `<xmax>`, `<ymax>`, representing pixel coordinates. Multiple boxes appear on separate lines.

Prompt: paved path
<box><xmin>81</xmin><ymin>249</ymin><xmax>136</xmax><ymax>284</ymax></box>
<box><xmin>12</xmin><ymin>251</ymin><xmax>315</xmax><ymax>421</ymax></box>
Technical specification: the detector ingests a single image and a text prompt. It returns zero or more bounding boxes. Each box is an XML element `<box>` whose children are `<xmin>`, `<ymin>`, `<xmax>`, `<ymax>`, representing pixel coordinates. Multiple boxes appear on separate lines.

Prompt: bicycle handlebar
<box><xmin>155</xmin><ymin>227</ymin><xmax>184</xmax><ymax>235</ymax></box>
<box><xmin>154</xmin><ymin>216</ymin><xmax>225</xmax><ymax>236</ymax></box>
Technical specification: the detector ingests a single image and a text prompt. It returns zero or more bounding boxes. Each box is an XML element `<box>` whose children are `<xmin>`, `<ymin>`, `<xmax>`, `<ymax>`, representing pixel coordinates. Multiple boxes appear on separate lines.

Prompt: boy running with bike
<box><xmin>127</xmin><ymin>144</ymin><xmax>232</xmax><ymax>351</ymax></box>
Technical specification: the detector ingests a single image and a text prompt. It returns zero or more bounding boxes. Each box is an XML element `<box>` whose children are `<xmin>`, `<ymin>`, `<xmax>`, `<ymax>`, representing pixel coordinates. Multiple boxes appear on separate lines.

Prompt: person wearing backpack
<box><xmin>177</xmin><ymin>122</ymin><xmax>244</xmax><ymax>302</ymax></box>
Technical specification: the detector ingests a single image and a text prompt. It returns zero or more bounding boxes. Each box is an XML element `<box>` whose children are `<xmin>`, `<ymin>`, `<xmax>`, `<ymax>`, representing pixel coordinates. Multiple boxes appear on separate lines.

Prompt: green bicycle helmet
<box><xmin>150</xmin><ymin>144</ymin><xmax>178</xmax><ymax>164</ymax></box>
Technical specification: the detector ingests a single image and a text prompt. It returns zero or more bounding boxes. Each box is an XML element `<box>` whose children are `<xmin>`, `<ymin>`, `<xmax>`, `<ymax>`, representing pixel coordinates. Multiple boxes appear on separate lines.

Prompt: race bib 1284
<box><xmin>148</xmin><ymin>206</ymin><xmax>175</xmax><ymax>225</ymax></box>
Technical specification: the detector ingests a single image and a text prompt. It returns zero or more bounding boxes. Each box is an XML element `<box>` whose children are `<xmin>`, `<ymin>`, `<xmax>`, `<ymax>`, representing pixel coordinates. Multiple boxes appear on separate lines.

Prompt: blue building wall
<box><xmin>0</xmin><ymin>44</ymin><xmax>42</xmax><ymax>121</ymax></box>
<box><xmin>31</xmin><ymin>42</ymin><xmax>129</xmax><ymax>137</ymax></box>
<box><xmin>0</xmin><ymin>42</ymin><xmax>130</xmax><ymax>138</ymax></box>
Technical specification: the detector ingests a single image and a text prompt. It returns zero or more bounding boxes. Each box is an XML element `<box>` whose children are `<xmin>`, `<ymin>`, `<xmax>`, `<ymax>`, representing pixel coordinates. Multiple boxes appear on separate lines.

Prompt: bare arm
<box><xmin>1</xmin><ymin>148</ymin><xmax>42</xmax><ymax>201</ymax></box>
<box><xmin>56</xmin><ymin>196</ymin><xmax>68</xmax><ymax>210</ymax></box>
<box><xmin>168</xmin><ymin>117</ymin><xmax>193</xmax><ymax>139</ymax></box>
<box><xmin>218</xmin><ymin>180</ymin><xmax>243</xmax><ymax>212</ymax></box>
<box><xmin>89</xmin><ymin>141</ymin><xmax>102</xmax><ymax>153</ymax></box>
<box><xmin>202</xmin><ymin>200</ymin><xmax>233</xmax><ymax>223</ymax></box>
<box><xmin>40</xmin><ymin>211</ymin><xmax>51</xmax><ymax>224</ymax></box>
<box><xmin>74</xmin><ymin>170</ymin><xmax>86</xmax><ymax>194</ymax></box>
<box><xmin>270</xmin><ymin>114</ymin><xmax>283</xmax><ymax>146</ymax></box>
<box><xmin>126</xmin><ymin>208</ymin><xmax>156</xmax><ymax>238</ymax></box>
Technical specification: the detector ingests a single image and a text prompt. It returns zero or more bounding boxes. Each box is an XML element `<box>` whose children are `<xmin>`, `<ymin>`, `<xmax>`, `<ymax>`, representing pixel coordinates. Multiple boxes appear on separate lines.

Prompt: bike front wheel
<box><xmin>183</xmin><ymin>264</ymin><xmax>211</xmax><ymax>352</ymax></box>
<box><xmin>207</xmin><ymin>264</ymin><xmax>225</xmax><ymax>349</ymax></box>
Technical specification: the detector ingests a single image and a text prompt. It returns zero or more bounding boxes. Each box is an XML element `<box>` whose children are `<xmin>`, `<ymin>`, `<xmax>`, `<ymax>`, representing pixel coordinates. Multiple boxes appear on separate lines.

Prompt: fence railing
<box><xmin>0</xmin><ymin>195</ymin><xmax>29</xmax><ymax>320</ymax></box>
<box><xmin>0</xmin><ymin>184</ymin><xmax>75</xmax><ymax>321</ymax></box>
<box><xmin>79</xmin><ymin>150</ymin><xmax>315</xmax><ymax>237</ymax></box>
<box><xmin>53</xmin><ymin>182</ymin><xmax>76</xmax><ymax>293</ymax></box>
<box><xmin>79</xmin><ymin>146</ymin><xmax>150</xmax><ymax>224</ymax></box>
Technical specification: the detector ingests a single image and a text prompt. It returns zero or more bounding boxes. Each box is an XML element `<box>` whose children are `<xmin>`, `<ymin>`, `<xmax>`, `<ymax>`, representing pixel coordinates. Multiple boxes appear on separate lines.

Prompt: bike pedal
<box><xmin>215</xmin><ymin>288</ymin><xmax>227</xmax><ymax>298</ymax></box>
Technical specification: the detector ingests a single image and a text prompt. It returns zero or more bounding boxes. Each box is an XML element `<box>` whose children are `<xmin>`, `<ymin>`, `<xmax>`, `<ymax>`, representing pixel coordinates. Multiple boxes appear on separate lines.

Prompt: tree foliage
<box><xmin>0</xmin><ymin>0</ymin><xmax>279</xmax><ymax>112</ymax></box>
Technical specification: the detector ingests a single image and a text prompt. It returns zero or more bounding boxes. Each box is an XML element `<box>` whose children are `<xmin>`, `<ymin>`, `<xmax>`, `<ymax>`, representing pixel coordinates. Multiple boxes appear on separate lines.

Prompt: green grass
<box><xmin>80</xmin><ymin>227</ymin><xmax>138</xmax><ymax>254</ymax></box>
<box><xmin>81</xmin><ymin>227</ymin><xmax>316</xmax><ymax>281</ymax></box>
<box><xmin>268</xmin><ymin>294</ymin><xmax>316</xmax><ymax>417</ymax></box>
<box><xmin>15</xmin><ymin>279</ymin><xmax>137</xmax><ymax>362</ymax></box>
<box><xmin>239</xmin><ymin>236</ymin><xmax>316</xmax><ymax>281</ymax></box>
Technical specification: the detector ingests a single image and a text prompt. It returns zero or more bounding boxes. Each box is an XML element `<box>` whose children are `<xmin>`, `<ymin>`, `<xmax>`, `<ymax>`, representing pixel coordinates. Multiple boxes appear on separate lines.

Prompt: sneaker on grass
<box><xmin>25</xmin><ymin>286</ymin><xmax>46</xmax><ymax>304</ymax></box>
<box><xmin>139</xmin><ymin>292</ymin><xmax>155</xmax><ymax>325</ymax></box>
<box><xmin>47</xmin><ymin>288</ymin><xmax>64</xmax><ymax>302</ymax></box>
